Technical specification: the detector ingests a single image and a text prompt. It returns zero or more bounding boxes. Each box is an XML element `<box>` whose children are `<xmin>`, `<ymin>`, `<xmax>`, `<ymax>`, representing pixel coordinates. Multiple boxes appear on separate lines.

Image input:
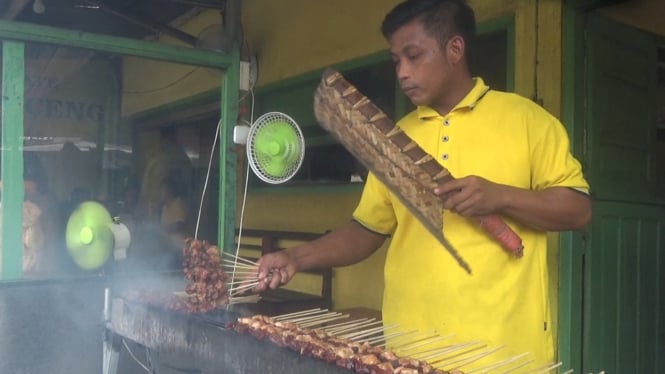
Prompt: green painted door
<box><xmin>582</xmin><ymin>13</ymin><xmax>665</xmax><ymax>373</ymax></box>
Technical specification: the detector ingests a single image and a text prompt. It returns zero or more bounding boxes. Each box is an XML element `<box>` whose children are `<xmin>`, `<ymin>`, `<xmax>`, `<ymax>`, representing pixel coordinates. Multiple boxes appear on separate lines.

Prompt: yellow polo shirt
<box><xmin>353</xmin><ymin>78</ymin><xmax>589</xmax><ymax>369</ymax></box>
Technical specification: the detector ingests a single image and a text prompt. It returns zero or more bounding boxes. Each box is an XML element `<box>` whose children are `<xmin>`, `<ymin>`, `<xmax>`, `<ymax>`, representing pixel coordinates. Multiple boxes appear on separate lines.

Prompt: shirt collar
<box><xmin>417</xmin><ymin>77</ymin><xmax>490</xmax><ymax>119</ymax></box>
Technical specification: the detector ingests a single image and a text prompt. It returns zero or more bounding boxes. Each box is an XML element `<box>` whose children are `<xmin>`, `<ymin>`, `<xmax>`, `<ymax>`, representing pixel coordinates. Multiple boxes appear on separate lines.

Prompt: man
<box><xmin>256</xmin><ymin>0</ymin><xmax>591</xmax><ymax>367</ymax></box>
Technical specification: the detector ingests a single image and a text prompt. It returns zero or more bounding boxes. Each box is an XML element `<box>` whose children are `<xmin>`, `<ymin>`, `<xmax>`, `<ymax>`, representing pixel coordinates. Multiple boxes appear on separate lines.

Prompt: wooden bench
<box><xmin>234</xmin><ymin>228</ymin><xmax>333</xmax><ymax>315</ymax></box>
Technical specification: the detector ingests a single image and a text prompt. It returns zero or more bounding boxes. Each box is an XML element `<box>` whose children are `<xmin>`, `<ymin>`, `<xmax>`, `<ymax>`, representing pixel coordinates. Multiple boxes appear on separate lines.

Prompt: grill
<box><xmin>110</xmin><ymin>297</ymin><xmax>349</xmax><ymax>373</ymax></box>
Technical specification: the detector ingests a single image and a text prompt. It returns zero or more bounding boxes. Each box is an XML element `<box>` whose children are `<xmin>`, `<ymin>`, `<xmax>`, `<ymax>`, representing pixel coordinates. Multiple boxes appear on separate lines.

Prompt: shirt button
<box><xmin>443</xmin><ymin>118</ymin><xmax>450</xmax><ymax>126</ymax></box>
<box><xmin>442</xmin><ymin>135</ymin><xmax>449</xmax><ymax>142</ymax></box>
<box><xmin>441</xmin><ymin>153</ymin><xmax>449</xmax><ymax>160</ymax></box>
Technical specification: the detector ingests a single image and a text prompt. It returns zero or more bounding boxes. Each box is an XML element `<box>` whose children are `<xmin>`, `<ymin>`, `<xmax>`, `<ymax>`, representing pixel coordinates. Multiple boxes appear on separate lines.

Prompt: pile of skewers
<box><xmin>230</xmin><ymin>309</ymin><xmax>570</xmax><ymax>374</ymax></box>
<box><xmin>172</xmin><ymin>238</ymin><xmax>261</xmax><ymax>313</ymax></box>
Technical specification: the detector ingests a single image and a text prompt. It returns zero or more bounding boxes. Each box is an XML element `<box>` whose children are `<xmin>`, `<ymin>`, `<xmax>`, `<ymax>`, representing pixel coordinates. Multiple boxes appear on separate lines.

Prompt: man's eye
<box><xmin>407</xmin><ymin>53</ymin><xmax>421</xmax><ymax>61</ymax></box>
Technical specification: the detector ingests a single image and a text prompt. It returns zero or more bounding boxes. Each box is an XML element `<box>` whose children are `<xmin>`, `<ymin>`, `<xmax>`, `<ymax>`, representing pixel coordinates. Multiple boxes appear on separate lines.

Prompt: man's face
<box><xmin>389</xmin><ymin>19</ymin><xmax>452</xmax><ymax>108</ymax></box>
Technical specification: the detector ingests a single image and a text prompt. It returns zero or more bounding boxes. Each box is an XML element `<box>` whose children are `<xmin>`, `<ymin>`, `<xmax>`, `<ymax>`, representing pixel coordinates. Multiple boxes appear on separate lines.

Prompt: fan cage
<box><xmin>246</xmin><ymin>112</ymin><xmax>305</xmax><ymax>184</ymax></box>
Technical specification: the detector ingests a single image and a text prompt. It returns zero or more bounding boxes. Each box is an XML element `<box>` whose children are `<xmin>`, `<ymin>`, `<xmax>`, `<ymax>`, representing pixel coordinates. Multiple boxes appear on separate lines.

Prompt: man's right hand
<box><xmin>255</xmin><ymin>250</ymin><xmax>297</xmax><ymax>291</ymax></box>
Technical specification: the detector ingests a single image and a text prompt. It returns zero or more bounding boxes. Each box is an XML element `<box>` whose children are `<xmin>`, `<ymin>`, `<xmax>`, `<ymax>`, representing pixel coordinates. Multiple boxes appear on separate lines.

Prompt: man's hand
<box><xmin>255</xmin><ymin>250</ymin><xmax>297</xmax><ymax>291</ymax></box>
<box><xmin>433</xmin><ymin>175</ymin><xmax>507</xmax><ymax>217</ymax></box>
<box><xmin>434</xmin><ymin>175</ymin><xmax>591</xmax><ymax>232</ymax></box>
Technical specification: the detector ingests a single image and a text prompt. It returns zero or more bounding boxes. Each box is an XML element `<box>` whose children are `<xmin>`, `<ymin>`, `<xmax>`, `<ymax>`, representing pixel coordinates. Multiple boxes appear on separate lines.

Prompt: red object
<box><xmin>477</xmin><ymin>215</ymin><xmax>524</xmax><ymax>257</ymax></box>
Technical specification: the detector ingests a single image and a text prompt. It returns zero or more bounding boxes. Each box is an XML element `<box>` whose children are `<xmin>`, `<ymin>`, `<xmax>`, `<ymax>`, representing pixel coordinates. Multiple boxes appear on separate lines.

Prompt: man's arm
<box><xmin>256</xmin><ymin>221</ymin><xmax>387</xmax><ymax>290</ymax></box>
<box><xmin>434</xmin><ymin>176</ymin><xmax>592</xmax><ymax>232</ymax></box>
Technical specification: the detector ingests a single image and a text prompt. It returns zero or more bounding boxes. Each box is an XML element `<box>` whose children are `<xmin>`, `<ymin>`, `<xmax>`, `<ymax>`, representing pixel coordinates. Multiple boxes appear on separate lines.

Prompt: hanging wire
<box><xmin>123</xmin><ymin>67</ymin><xmax>199</xmax><ymax>94</ymax></box>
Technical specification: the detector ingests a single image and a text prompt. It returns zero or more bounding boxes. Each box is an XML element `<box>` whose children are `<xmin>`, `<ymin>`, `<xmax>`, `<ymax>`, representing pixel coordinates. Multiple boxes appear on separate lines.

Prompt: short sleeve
<box><xmin>529</xmin><ymin>109</ymin><xmax>590</xmax><ymax>193</ymax></box>
<box><xmin>352</xmin><ymin>172</ymin><xmax>397</xmax><ymax>235</ymax></box>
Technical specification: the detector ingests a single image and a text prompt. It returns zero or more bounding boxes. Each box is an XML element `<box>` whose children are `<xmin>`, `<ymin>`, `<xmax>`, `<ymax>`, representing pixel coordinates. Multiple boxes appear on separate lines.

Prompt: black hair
<box><xmin>381</xmin><ymin>0</ymin><xmax>476</xmax><ymax>52</ymax></box>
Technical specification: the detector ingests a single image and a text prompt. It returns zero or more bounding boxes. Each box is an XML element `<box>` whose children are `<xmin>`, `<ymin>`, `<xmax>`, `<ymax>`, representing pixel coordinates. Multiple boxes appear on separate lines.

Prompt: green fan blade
<box><xmin>65</xmin><ymin>201</ymin><xmax>113</xmax><ymax>270</ymax></box>
<box><xmin>253</xmin><ymin>121</ymin><xmax>301</xmax><ymax>175</ymax></box>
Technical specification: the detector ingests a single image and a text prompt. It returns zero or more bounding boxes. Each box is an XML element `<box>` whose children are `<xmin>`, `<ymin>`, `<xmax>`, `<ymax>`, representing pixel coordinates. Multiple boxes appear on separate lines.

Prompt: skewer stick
<box><xmin>226</xmin><ymin>278</ymin><xmax>259</xmax><ymax>285</ymax></box>
<box><xmin>229</xmin><ymin>281</ymin><xmax>259</xmax><ymax>294</ymax></box>
<box><xmin>396</xmin><ymin>334</ymin><xmax>454</xmax><ymax>354</ymax></box>
<box><xmin>298</xmin><ymin>314</ymin><xmax>351</xmax><ymax>328</ymax></box>
<box><xmin>446</xmin><ymin>345</ymin><xmax>505</xmax><ymax>370</ymax></box>
<box><xmin>228</xmin><ymin>295</ymin><xmax>261</xmax><ymax>304</ymax></box>
<box><xmin>273</xmin><ymin>308</ymin><xmax>326</xmax><ymax>320</ymax></box>
<box><xmin>418</xmin><ymin>341</ymin><xmax>483</xmax><ymax>362</ymax></box>
<box><xmin>560</xmin><ymin>370</ymin><xmax>574</xmax><ymax>374</ymax></box>
<box><xmin>374</xmin><ymin>330</ymin><xmax>437</xmax><ymax>348</ymax></box>
<box><xmin>390</xmin><ymin>334</ymin><xmax>444</xmax><ymax>351</ymax></box>
<box><xmin>365</xmin><ymin>330</ymin><xmax>415</xmax><ymax>345</ymax></box>
<box><xmin>327</xmin><ymin>320</ymin><xmax>382</xmax><ymax>335</ymax></box>
<box><xmin>288</xmin><ymin>312</ymin><xmax>344</xmax><ymax>324</ymax></box>
<box><xmin>222</xmin><ymin>259</ymin><xmax>258</xmax><ymax>268</ymax></box>
<box><xmin>221</xmin><ymin>251</ymin><xmax>259</xmax><ymax>266</ymax></box>
<box><xmin>464</xmin><ymin>352</ymin><xmax>530</xmax><ymax>373</ymax></box>
<box><xmin>322</xmin><ymin>318</ymin><xmax>372</xmax><ymax>331</ymax></box>
<box><xmin>497</xmin><ymin>358</ymin><xmax>536</xmax><ymax>374</ymax></box>
<box><xmin>524</xmin><ymin>362</ymin><xmax>563</xmax><ymax>374</ymax></box>
<box><xmin>341</xmin><ymin>324</ymin><xmax>399</xmax><ymax>340</ymax></box>
<box><xmin>430</xmin><ymin>341</ymin><xmax>487</xmax><ymax>368</ymax></box>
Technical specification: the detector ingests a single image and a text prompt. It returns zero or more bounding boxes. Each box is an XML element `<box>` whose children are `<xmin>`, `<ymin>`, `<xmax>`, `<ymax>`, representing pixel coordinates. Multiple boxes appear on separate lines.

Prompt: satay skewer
<box><xmin>445</xmin><ymin>345</ymin><xmax>505</xmax><ymax>371</ymax></box>
<box><xmin>220</xmin><ymin>250</ymin><xmax>260</xmax><ymax>265</ymax></box>
<box><xmin>392</xmin><ymin>335</ymin><xmax>451</xmax><ymax>353</ymax></box>
<box><xmin>467</xmin><ymin>352</ymin><xmax>531</xmax><ymax>374</ymax></box>
<box><xmin>287</xmin><ymin>312</ymin><xmax>344</xmax><ymax>323</ymax></box>
<box><xmin>273</xmin><ymin>308</ymin><xmax>326</xmax><ymax>320</ymax></box>
<box><xmin>430</xmin><ymin>344</ymin><xmax>488</xmax><ymax>366</ymax></box>
<box><xmin>525</xmin><ymin>362</ymin><xmax>563</xmax><ymax>374</ymax></box>
<box><xmin>325</xmin><ymin>320</ymin><xmax>382</xmax><ymax>335</ymax></box>
<box><xmin>298</xmin><ymin>314</ymin><xmax>351</xmax><ymax>328</ymax></box>
<box><xmin>222</xmin><ymin>257</ymin><xmax>259</xmax><ymax>269</ymax></box>
<box><xmin>364</xmin><ymin>329</ymin><xmax>417</xmax><ymax>345</ymax></box>
<box><xmin>228</xmin><ymin>295</ymin><xmax>261</xmax><ymax>305</ymax></box>
<box><xmin>397</xmin><ymin>334</ymin><xmax>455</xmax><ymax>354</ymax></box>
<box><xmin>410</xmin><ymin>340</ymin><xmax>478</xmax><ymax>360</ymax></box>
<box><xmin>374</xmin><ymin>330</ymin><xmax>438</xmax><ymax>348</ymax></box>
<box><xmin>321</xmin><ymin>318</ymin><xmax>373</xmax><ymax>331</ymax></box>
<box><xmin>229</xmin><ymin>281</ymin><xmax>260</xmax><ymax>294</ymax></box>
<box><xmin>341</xmin><ymin>324</ymin><xmax>399</xmax><ymax>341</ymax></box>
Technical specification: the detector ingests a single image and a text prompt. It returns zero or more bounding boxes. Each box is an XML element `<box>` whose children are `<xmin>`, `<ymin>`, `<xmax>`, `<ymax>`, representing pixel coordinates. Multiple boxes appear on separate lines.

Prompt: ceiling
<box><xmin>1</xmin><ymin>0</ymin><xmax>228</xmax><ymax>44</ymax></box>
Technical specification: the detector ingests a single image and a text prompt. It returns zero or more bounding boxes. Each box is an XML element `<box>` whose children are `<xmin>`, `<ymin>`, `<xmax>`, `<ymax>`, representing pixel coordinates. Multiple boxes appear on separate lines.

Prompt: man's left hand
<box><xmin>433</xmin><ymin>175</ymin><xmax>507</xmax><ymax>217</ymax></box>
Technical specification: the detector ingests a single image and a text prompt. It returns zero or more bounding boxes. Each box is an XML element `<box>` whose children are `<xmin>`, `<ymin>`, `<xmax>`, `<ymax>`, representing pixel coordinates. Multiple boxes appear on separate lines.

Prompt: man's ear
<box><xmin>446</xmin><ymin>35</ymin><xmax>465</xmax><ymax>65</ymax></box>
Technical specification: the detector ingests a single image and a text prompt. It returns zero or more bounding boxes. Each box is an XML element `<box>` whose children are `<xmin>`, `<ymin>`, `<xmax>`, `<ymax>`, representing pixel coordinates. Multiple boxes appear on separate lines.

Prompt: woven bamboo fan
<box><xmin>313</xmin><ymin>69</ymin><xmax>525</xmax><ymax>274</ymax></box>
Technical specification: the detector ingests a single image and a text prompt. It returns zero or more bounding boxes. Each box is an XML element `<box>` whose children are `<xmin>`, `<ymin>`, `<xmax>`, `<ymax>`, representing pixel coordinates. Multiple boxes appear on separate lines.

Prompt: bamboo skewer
<box><xmin>342</xmin><ymin>325</ymin><xmax>399</xmax><ymax>341</ymax></box>
<box><xmin>222</xmin><ymin>259</ymin><xmax>257</xmax><ymax>268</ymax></box>
<box><xmin>431</xmin><ymin>344</ymin><xmax>488</xmax><ymax>366</ymax></box>
<box><xmin>221</xmin><ymin>251</ymin><xmax>259</xmax><ymax>266</ymax></box>
<box><xmin>446</xmin><ymin>345</ymin><xmax>505</xmax><ymax>371</ymax></box>
<box><xmin>298</xmin><ymin>314</ymin><xmax>351</xmax><ymax>328</ymax></box>
<box><xmin>389</xmin><ymin>334</ymin><xmax>446</xmax><ymax>351</ymax></box>
<box><xmin>339</xmin><ymin>324</ymin><xmax>394</xmax><ymax>340</ymax></box>
<box><xmin>229</xmin><ymin>281</ymin><xmax>259</xmax><ymax>295</ymax></box>
<box><xmin>326</xmin><ymin>320</ymin><xmax>382</xmax><ymax>335</ymax></box>
<box><xmin>287</xmin><ymin>312</ymin><xmax>344</xmax><ymax>324</ymax></box>
<box><xmin>497</xmin><ymin>358</ymin><xmax>535</xmax><ymax>374</ymax></box>
<box><xmin>228</xmin><ymin>295</ymin><xmax>261</xmax><ymax>304</ymax></box>
<box><xmin>322</xmin><ymin>318</ymin><xmax>373</xmax><ymax>332</ymax></box>
<box><xmin>525</xmin><ymin>362</ymin><xmax>563</xmax><ymax>374</ymax></box>
<box><xmin>374</xmin><ymin>330</ymin><xmax>438</xmax><ymax>349</ymax></box>
<box><xmin>418</xmin><ymin>341</ymin><xmax>483</xmax><ymax>362</ymax></box>
<box><xmin>396</xmin><ymin>334</ymin><xmax>454</xmax><ymax>354</ymax></box>
<box><xmin>464</xmin><ymin>352</ymin><xmax>530</xmax><ymax>374</ymax></box>
<box><xmin>365</xmin><ymin>330</ymin><xmax>415</xmax><ymax>345</ymax></box>
<box><xmin>273</xmin><ymin>308</ymin><xmax>327</xmax><ymax>321</ymax></box>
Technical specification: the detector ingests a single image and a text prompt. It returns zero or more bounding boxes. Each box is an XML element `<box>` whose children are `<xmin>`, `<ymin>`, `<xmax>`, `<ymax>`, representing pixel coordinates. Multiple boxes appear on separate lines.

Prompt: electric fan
<box><xmin>66</xmin><ymin>201</ymin><xmax>130</xmax><ymax>270</ymax></box>
<box><xmin>239</xmin><ymin>112</ymin><xmax>305</xmax><ymax>184</ymax></box>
